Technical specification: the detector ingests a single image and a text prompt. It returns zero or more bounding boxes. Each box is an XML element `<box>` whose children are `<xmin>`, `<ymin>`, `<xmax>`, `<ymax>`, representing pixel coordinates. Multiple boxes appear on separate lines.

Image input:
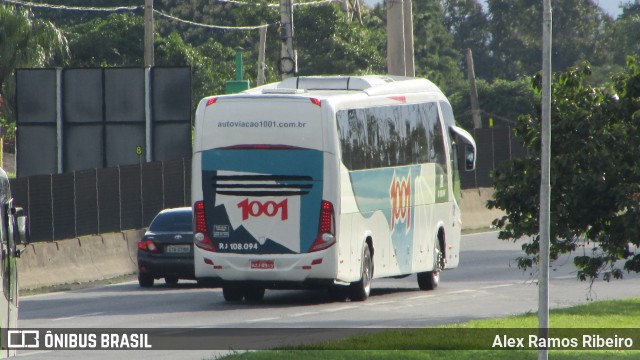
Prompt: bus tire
<box><xmin>138</xmin><ymin>275</ymin><xmax>154</xmax><ymax>288</ymax></box>
<box><xmin>327</xmin><ymin>285</ymin><xmax>349</xmax><ymax>302</ymax></box>
<box><xmin>349</xmin><ymin>245</ymin><xmax>373</xmax><ymax>301</ymax></box>
<box><xmin>223</xmin><ymin>284</ymin><xmax>244</xmax><ymax>302</ymax></box>
<box><xmin>417</xmin><ymin>240</ymin><xmax>442</xmax><ymax>291</ymax></box>
<box><xmin>164</xmin><ymin>277</ymin><xmax>179</xmax><ymax>286</ymax></box>
<box><xmin>244</xmin><ymin>286</ymin><xmax>266</xmax><ymax>302</ymax></box>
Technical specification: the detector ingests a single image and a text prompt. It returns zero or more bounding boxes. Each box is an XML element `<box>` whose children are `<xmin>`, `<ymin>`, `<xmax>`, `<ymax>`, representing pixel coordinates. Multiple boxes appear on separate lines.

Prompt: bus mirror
<box><xmin>450</xmin><ymin>125</ymin><xmax>476</xmax><ymax>172</ymax></box>
<box><xmin>17</xmin><ymin>214</ymin><xmax>29</xmax><ymax>244</ymax></box>
<box><xmin>465</xmin><ymin>144</ymin><xmax>476</xmax><ymax>171</ymax></box>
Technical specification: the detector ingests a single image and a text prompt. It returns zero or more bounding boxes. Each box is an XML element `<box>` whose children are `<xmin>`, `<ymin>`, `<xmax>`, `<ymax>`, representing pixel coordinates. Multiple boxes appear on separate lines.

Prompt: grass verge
<box><xmin>215</xmin><ymin>297</ymin><xmax>640</xmax><ymax>359</ymax></box>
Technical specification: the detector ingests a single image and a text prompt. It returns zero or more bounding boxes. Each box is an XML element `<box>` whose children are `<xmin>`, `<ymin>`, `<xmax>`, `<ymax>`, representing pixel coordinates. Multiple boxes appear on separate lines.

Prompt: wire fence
<box><xmin>10</xmin><ymin>158</ymin><xmax>191</xmax><ymax>242</ymax></box>
<box><xmin>459</xmin><ymin>127</ymin><xmax>529</xmax><ymax>189</ymax></box>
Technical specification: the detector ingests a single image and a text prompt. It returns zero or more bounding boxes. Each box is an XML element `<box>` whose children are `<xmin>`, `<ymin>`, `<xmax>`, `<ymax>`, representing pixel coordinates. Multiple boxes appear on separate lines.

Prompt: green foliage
<box><xmin>611</xmin><ymin>2</ymin><xmax>640</xmax><ymax>64</ymax></box>
<box><xmin>412</xmin><ymin>1</ymin><xmax>465</xmax><ymax>93</ymax></box>
<box><xmin>295</xmin><ymin>4</ymin><xmax>385</xmax><ymax>76</ymax></box>
<box><xmin>488</xmin><ymin>58</ymin><xmax>640</xmax><ymax>281</ymax></box>
<box><xmin>65</xmin><ymin>13</ymin><xmax>143</xmax><ymax>67</ymax></box>
<box><xmin>0</xmin><ymin>4</ymin><xmax>68</xmax><ymax>132</ymax></box>
<box><xmin>449</xmin><ymin>78</ymin><xmax>537</xmax><ymax>130</ymax></box>
<box><xmin>486</xmin><ymin>0</ymin><xmax>614</xmax><ymax>81</ymax></box>
<box><xmin>442</xmin><ymin>0</ymin><xmax>491</xmax><ymax>80</ymax></box>
<box><xmin>156</xmin><ymin>34</ymin><xmax>235</xmax><ymax>101</ymax></box>
<box><xmin>2</xmin><ymin>0</ymin><xmax>636</xmax><ymax>145</ymax></box>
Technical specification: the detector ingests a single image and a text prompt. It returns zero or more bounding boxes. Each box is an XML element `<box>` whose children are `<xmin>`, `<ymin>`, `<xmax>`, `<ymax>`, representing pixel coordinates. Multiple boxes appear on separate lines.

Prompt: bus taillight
<box><xmin>194</xmin><ymin>201</ymin><xmax>216</xmax><ymax>252</ymax></box>
<box><xmin>309</xmin><ymin>200</ymin><xmax>335</xmax><ymax>252</ymax></box>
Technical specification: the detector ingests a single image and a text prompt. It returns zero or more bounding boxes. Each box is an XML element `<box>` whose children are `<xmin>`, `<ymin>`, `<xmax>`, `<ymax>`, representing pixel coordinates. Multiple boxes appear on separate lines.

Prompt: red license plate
<box><xmin>251</xmin><ymin>260</ymin><xmax>274</xmax><ymax>269</ymax></box>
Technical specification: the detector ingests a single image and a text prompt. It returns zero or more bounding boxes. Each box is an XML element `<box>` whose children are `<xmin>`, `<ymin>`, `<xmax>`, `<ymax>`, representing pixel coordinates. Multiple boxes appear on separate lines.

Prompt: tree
<box><xmin>155</xmin><ymin>33</ymin><xmax>235</xmax><ymax>102</ymax></box>
<box><xmin>65</xmin><ymin>13</ymin><xmax>144</xmax><ymax>67</ymax></box>
<box><xmin>442</xmin><ymin>0</ymin><xmax>492</xmax><ymax>80</ymax></box>
<box><xmin>0</xmin><ymin>4</ymin><xmax>68</xmax><ymax>136</ymax></box>
<box><xmin>486</xmin><ymin>0</ymin><xmax>613</xmax><ymax>81</ymax></box>
<box><xmin>611</xmin><ymin>2</ymin><xmax>640</xmax><ymax>65</ymax></box>
<box><xmin>448</xmin><ymin>78</ymin><xmax>537</xmax><ymax>130</ymax></box>
<box><xmin>412</xmin><ymin>1</ymin><xmax>465</xmax><ymax>93</ymax></box>
<box><xmin>294</xmin><ymin>3</ymin><xmax>385</xmax><ymax>76</ymax></box>
<box><xmin>488</xmin><ymin>59</ymin><xmax>640</xmax><ymax>283</ymax></box>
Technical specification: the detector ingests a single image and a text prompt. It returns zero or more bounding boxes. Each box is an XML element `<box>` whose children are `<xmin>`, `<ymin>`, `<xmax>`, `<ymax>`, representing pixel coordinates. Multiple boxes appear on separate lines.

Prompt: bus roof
<box><xmin>243</xmin><ymin>75</ymin><xmax>444</xmax><ymax>99</ymax></box>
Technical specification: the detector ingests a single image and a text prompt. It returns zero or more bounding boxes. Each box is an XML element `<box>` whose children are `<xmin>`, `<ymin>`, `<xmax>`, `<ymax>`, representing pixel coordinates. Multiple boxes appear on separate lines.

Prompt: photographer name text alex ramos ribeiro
<box><xmin>492</xmin><ymin>334</ymin><xmax>634</xmax><ymax>349</ymax></box>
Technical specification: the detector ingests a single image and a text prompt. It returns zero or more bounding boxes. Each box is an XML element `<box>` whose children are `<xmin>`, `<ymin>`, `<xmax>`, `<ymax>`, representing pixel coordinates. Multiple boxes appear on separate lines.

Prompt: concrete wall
<box><xmin>459</xmin><ymin>187</ymin><xmax>505</xmax><ymax>230</ymax></box>
<box><xmin>17</xmin><ymin>229</ymin><xmax>143</xmax><ymax>291</ymax></box>
<box><xmin>16</xmin><ymin>189</ymin><xmax>503</xmax><ymax>291</ymax></box>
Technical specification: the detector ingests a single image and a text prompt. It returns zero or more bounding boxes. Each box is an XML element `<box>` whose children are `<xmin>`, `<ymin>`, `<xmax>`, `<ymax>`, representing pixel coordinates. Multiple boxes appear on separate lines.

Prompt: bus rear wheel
<box><xmin>418</xmin><ymin>240</ymin><xmax>442</xmax><ymax>291</ymax></box>
<box><xmin>244</xmin><ymin>286</ymin><xmax>266</xmax><ymax>302</ymax></box>
<box><xmin>350</xmin><ymin>245</ymin><xmax>373</xmax><ymax>301</ymax></box>
<box><xmin>164</xmin><ymin>277</ymin><xmax>178</xmax><ymax>286</ymax></box>
<box><xmin>328</xmin><ymin>285</ymin><xmax>349</xmax><ymax>302</ymax></box>
<box><xmin>222</xmin><ymin>284</ymin><xmax>244</xmax><ymax>302</ymax></box>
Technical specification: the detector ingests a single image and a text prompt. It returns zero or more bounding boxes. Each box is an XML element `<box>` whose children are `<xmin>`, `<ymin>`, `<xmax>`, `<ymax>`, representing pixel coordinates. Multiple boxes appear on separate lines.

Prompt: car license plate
<box><xmin>251</xmin><ymin>260</ymin><xmax>274</xmax><ymax>269</ymax></box>
<box><xmin>165</xmin><ymin>244</ymin><xmax>191</xmax><ymax>254</ymax></box>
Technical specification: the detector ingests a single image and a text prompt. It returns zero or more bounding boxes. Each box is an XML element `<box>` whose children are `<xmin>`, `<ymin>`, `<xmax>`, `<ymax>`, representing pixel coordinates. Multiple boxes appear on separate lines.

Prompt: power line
<box><xmin>154</xmin><ymin>9</ymin><xmax>274</xmax><ymax>31</ymax></box>
<box><xmin>1</xmin><ymin>0</ymin><xmax>342</xmax><ymax>31</ymax></box>
<box><xmin>0</xmin><ymin>0</ymin><xmax>140</xmax><ymax>12</ymax></box>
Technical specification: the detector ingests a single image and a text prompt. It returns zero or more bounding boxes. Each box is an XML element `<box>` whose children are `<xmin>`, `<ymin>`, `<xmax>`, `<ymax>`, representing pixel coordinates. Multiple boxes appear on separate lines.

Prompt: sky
<box><xmin>361</xmin><ymin>0</ymin><xmax>626</xmax><ymax>19</ymax></box>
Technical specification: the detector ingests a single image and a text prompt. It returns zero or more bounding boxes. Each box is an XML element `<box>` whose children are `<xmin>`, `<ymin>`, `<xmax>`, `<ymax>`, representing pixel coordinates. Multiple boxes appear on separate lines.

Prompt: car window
<box><xmin>149</xmin><ymin>211</ymin><xmax>192</xmax><ymax>232</ymax></box>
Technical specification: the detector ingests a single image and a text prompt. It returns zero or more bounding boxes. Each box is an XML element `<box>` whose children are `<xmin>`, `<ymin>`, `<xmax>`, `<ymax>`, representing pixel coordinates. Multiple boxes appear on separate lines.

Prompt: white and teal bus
<box><xmin>192</xmin><ymin>76</ymin><xmax>476</xmax><ymax>302</ymax></box>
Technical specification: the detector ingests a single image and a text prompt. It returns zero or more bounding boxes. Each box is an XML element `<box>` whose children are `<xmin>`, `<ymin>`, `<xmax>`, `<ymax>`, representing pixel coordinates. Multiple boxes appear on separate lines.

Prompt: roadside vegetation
<box><xmin>215</xmin><ymin>297</ymin><xmax>640</xmax><ymax>359</ymax></box>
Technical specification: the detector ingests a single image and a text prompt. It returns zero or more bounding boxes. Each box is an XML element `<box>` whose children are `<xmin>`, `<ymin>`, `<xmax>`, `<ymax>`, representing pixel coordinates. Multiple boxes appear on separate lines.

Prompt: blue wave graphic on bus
<box><xmin>349</xmin><ymin>166</ymin><xmax>417</xmax><ymax>272</ymax></box>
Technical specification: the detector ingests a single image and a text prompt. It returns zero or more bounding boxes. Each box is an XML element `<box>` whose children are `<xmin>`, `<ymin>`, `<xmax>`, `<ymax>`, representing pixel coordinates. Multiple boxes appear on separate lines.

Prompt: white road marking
<box><xmin>446</xmin><ymin>289</ymin><xmax>478</xmax><ymax>295</ymax></box>
<box><xmin>245</xmin><ymin>317</ymin><xmax>279</xmax><ymax>323</ymax></box>
<box><xmin>405</xmin><ymin>294</ymin><xmax>436</xmax><ymax>301</ymax></box>
<box><xmin>364</xmin><ymin>300</ymin><xmax>396</xmax><ymax>306</ymax></box>
<box><xmin>289</xmin><ymin>312</ymin><xmax>317</xmax><ymax>317</ymax></box>
<box><xmin>52</xmin><ymin>312</ymin><xmax>104</xmax><ymax>321</ymax></box>
<box><xmin>480</xmin><ymin>283</ymin><xmax>516</xmax><ymax>290</ymax></box>
<box><xmin>321</xmin><ymin>306</ymin><xmax>357</xmax><ymax>313</ymax></box>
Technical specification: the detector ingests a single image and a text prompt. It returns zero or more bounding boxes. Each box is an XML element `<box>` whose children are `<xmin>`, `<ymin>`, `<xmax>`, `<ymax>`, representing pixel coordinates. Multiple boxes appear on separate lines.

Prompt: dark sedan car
<box><xmin>137</xmin><ymin>207</ymin><xmax>194</xmax><ymax>287</ymax></box>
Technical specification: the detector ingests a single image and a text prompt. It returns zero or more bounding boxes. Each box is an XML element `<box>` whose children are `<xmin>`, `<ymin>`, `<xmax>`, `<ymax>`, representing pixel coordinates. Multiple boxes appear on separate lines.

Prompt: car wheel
<box><xmin>244</xmin><ymin>286</ymin><xmax>265</xmax><ymax>302</ymax></box>
<box><xmin>138</xmin><ymin>275</ymin><xmax>154</xmax><ymax>288</ymax></box>
<box><xmin>349</xmin><ymin>245</ymin><xmax>373</xmax><ymax>301</ymax></box>
<box><xmin>164</xmin><ymin>277</ymin><xmax>179</xmax><ymax>286</ymax></box>
<box><xmin>222</xmin><ymin>284</ymin><xmax>244</xmax><ymax>302</ymax></box>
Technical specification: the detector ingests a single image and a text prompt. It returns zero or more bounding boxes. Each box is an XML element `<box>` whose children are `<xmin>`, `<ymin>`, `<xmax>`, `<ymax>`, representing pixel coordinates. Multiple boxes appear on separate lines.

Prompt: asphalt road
<box><xmin>16</xmin><ymin>231</ymin><xmax>640</xmax><ymax>359</ymax></box>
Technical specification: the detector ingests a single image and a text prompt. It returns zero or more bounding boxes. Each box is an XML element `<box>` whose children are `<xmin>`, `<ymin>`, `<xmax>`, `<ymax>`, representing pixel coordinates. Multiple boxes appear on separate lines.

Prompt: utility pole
<box><xmin>403</xmin><ymin>0</ymin><xmax>414</xmax><ymax>77</ymax></box>
<box><xmin>387</xmin><ymin>0</ymin><xmax>406</xmax><ymax>76</ymax></box>
<box><xmin>466</xmin><ymin>49</ymin><xmax>482</xmax><ymax>128</ymax></box>
<box><xmin>258</xmin><ymin>25</ymin><xmax>267</xmax><ymax>86</ymax></box>
<box><xmin>539</xmin><ymin>1</ymin><xmax>552</xmax><ymax>360</ymax></box>
<box><xmin>144</xmin><ymin>0</ymin><xmax>154</xmax><ymax>67</ymax></box>
<box><xmin>279</xmin><ymin>0</ymin><xmax>296</xmax><ymax>79</ymax></box>
<box><xmin>386</xmin><ymin>0</ymin><xmax>414</xmax><ymax>76</ymax></box>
